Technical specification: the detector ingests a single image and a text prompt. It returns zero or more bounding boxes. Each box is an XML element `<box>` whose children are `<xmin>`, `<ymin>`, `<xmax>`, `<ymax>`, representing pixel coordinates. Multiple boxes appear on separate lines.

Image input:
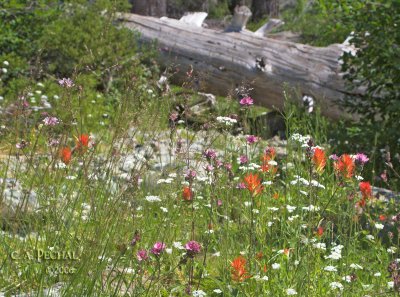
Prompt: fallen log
<box><xmin>118</xmin><ymin>12</ymin><xmax>362</xmax><ymax>120</ymax></box>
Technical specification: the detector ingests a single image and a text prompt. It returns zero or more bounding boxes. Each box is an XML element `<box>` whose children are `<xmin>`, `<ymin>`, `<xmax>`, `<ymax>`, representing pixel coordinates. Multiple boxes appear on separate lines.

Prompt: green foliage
<box><xmin>339</xmin><ymin>0</ymin><xmax>400</xmax><ymax>189</ymax></box>
<box><xmin>283</xmin><ymin>0</ymin><xmax>356</xmax><ymax>46</ymax></box>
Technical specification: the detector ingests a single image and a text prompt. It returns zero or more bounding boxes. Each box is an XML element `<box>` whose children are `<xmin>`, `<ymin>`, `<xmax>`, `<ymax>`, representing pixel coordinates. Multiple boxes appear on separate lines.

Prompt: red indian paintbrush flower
<box><xmin>231</xmin><ymin>256</ymin><xmax>250</xmax><ymax>282</ymax></box>
<box><xmin>76</xmin><ymin>134</ymin><xmax>89</xmax><ymax>152</ymax></box>
<box><xmin>244</xmin><ymin>173</ymin><xmax>263</xmax><ymax>195</ymax></box>
<box><xmin>60</xmin><ymin>147</ymin><xmax>72</xmax><ymax>164</ymax></box>
<box><xmin>182</xmin><ymin>186</ymin><xmax>193</xmax><ymax>201</ymax></box>
<box><xmin>261</xmin><ymin>147</ymin><xmax>277</xmax><ymax>173</ymax></box>
<box><xmin>334</xmin><ymin>154</ymin><xmax>355</xmax><ymax>179</ymax></box>
<box><xmin>312</xmin><ymin>148</ymin><xmax>327</xmax><ymax>173</ymax></box>
<box><xmin>359</xmin><ymin>181</ymin><xmax>372</xmax><ymax>199</ymax></box>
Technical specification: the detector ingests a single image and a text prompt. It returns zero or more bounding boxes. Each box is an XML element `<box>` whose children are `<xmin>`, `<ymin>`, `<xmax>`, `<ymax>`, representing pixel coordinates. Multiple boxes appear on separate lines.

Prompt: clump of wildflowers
<box><xmin>58</xmin><ymin>77</ymin><xmax>74</xmax><ymax>88</ymax></box>
<box><xmin>243</xmin><ymin>173</ymin><xmax>263</xmax><ymax>196</ymax></box>
<box><xmin>185</xmin><ymin>240</ymin><xmax>201</xmax><ymax>257</ymax></box>
<box><xmin>183</xmin><ymin>186</ymin><xmax>193</xmax><ymax>201</ymax></box>
<box><xmin>246</xmin><ymin>135</ymin><xmax>258</xmax><ymax>144</ymax></box>
<box><xmin>60</xmin><ymin>147</ymin><xmax>72</xmax><ymax>164</ymax></box>
<box><xmin>137</xmin><ymin>249</ymin><xmax>148</xmax><ymax>262</ymax></box>
<box><xmin>334</xmin><ymin>154</ymin><xmax>355</xmax><ymax>179</ymax></box>
<box><xmin>239</xmin><ymin>96</ymin><xmax>253</xmax><ymax>107</ymax></box>
<box><xmin>355</xmin><ymin>153</ymin><xmax>369</xmax><ymax>165</ymax></box>
<box><xmin>312</xmin><ymin>148</ymin><xmax>327</xmax><ymax>173</ymax></box>
<box><xmin>231</xmin><ymin>256</ymin><xmax>250</xmax><ymax>282</ymax></box>
<box><xmin>151</xmin><ymin>242</ymin><xmax>166</xmax><ymax>256</ymax></box>
<box><xmin>43</xmin><ymin>116</ymin><xmax>60</xmax><ymax>126</ymax></box>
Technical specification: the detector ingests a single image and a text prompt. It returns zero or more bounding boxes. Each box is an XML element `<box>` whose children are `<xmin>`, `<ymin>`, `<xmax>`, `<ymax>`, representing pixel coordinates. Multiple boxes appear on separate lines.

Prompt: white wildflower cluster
<box><xmin>325</xmin><ymin>244</ymin><xmax>344</xmax><ymax>260</ymax></box>
<box><xmin>324</xmin><ymin>265</ymin><xmax>337</xmax><ymax>272</ymax></box>
<box><xmin>310</xmin><ymin>180</ymin><xmax>325</xmax><ymax>189</ymax></box>
<box><xmin>286</xmin><ymin>288</ymin><xmax>297</xmax><ymax>295</ymax></box>
<box><xmin>342</xmin><ymin>275</ymin><xmax>352</xmax><ymax>283</ymax></box>
<box><xmin>290</xmin><ymin>176</ymin><xmax>325</xmax><ymax>189</ymax></box>
<box><xmin>375</xmin><ymin>223</ymin><xmax>384</xmax><ymax>230</ymax></box>
<box><xmin>216</xmin><ymin>116</ymin><xmax>237</xmax><ymax>126</ymax></box>
<box><xmin>286</xmin><ymin>205</ymin><xmax>297</xmax><ymax>213</ymax></box>
<box><xmin>272</xmin><ymin>263</ymin><xmax>281</xmax><ymax>269</ymax></box>
<box><xmin>313</xmin><ymin>242</ymin><xmax>326</xmax><ymax>251</ymax></box>
<box><xmin>387</xmin><ymin>246</ymin><xmax>397</xmax><ymax>254</ymax></box>
<box><xmin>330</xmin><ymin>282</ymin><xmax>344</xmax><ymax>291</ymax></box>
<box><xmin>366</xmin><ymin>234</ymin><xmax>374</xmax><ymax>241</ymax></box>
<box><xmin>262</xmin><ymin>181</ymin><xmax>273</xmax><ymax>186</ymax></box>
<box><xmin>192</xmin><ymin>290</ymin><xmax>207</xmax><ymax>297</ymax></box>
<box><xmin>290</xmin><ymin>175</ymin><xmax>309</xmax><ymax>186</ymax></box>
<box><xmin>157</xmin><ymin>178</ymin><xmax>174</xmax><ymax>184</ymax></box>
<box><xmin>302</xmin><ymin>205</ymin><xmax>320</xmax><ymax>212</ymax></box>
<box><xmin>239</xmin><ymin>163</ymin><xmax>261</xmax><ymax>171</ymax></box>
<box><xmin>350</xmin><ymin>263</ymin><xmax>363</xmax><ymax>270</ymax></box>
<box><xmin>290</xmin><ymin>133</ymin><xmax>311</xmax><ymax>147</ymax></box>
<box><xmin>2</xmin><ymin>60</ymin><xmax>9</xmax><ymax>75</ymax></box>
<box><xmin>145</xmin><ymin>195</ymin><xmax>161</xmax><ymax>202</ymax></box>
<box><xmin>253</xmin><ymin>275</ymin><xmax>269</xmax><ymax>281</ymax></box>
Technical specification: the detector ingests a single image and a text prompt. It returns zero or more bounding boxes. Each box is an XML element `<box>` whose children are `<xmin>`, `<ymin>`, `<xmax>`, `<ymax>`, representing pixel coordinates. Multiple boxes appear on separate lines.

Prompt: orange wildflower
<box><xmin>312</xmin><ymin>148</ymin><xmax>327</xmax><ymax>173</ymax></box>
<box><xmin>60</xmin><ymin>147</ymin><xmax>72</xmax><ymax>165</ymax></box>
<box><xmin>359</xmin><ymin>181</ymin><xmax>372</xmax><ymax>199</ymax></box>
<box><xmin>182</xmin><ymin>186</ymin><xmax>193</xmax><ymax>201</ymax></box>
<box><xmin>357</xmin><ymin>198</ymin><xmax>366</xmax><ymax>208</ymax></box>
<box><xmin>273</xmin><ymin>192</ymin><xmax>279</xmax><ymax>200</ymax></box>
<box><xmin>243</xmin><ymin>173</ymin><xmax>263</xmax><ymax>196</ymax></box>
<box><xmin>316</xmin><ymin>226</ymin><xmax>324</xmax><ymax>237</ymax></box>
<box><xmin>334</xmin><ymin>154</ymin><xmax>355</xmax><ymax>179</ymax></box>
<box><xmin>261</xmin><ymin>147</ymin><xmax>277</xmax><ymax>174</ymax></box>
<box><xmin>379</xmin><ymin>214</ymin><xmax>386</xmax><ymax>221</ymax></box>
<box><xmin>76</xmin><ymin>134</ymin><xmax>90</xmax><ymax>152</ymax></box>
<box><xmin>231</xmin><ymin>256</ymin><xmax>250</xmax><ymax>282</ymax></box>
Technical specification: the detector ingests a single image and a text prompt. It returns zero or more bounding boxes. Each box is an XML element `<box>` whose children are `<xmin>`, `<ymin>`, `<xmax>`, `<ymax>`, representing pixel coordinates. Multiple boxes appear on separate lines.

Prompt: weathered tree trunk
<box><xmin>119</xmin><ymin>13</ymin><xmax>362</xmax><ymax>120</ymax></box>
<box><xmin>131</xmin><ymin>0</ymin><xmax>167</xmax><ymax>17</ymax></box>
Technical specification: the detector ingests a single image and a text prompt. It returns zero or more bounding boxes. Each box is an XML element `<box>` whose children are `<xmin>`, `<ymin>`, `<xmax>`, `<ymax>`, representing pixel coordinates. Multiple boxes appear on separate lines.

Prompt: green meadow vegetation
<box><xmin>0</xmin><ymin>0</ymin><xmax>399</xmax><ymax>296</ymax></box>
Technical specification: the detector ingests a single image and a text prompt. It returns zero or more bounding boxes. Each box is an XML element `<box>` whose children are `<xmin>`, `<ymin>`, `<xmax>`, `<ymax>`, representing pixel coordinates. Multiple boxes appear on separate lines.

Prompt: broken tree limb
<box><xmin>119</xmin><ymin>13</ymin><xmax>363</xmax><ymax>120</ymax></box>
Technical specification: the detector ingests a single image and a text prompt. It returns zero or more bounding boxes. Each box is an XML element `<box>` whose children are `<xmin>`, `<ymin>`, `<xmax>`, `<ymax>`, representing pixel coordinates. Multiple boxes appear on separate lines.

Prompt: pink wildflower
<box><xmin>185</xmin><ymin>240</ymin><xmax>201</xmax><ymax>257</ymax></box>
<box><xmin>137</xmin><ymin>249</ymin><xmax>148</xmax><ymax>262</ymax></box>
<box><xmin>150</xmin><ymin>242</ymin><xmax>166</xmax><ymax>256</ymax></box>
<box><xmin>239</xmin><ymin>96</ymin><xmax>254</xmax><ymax>107</ymax></box>
<box><xmin>58</xmin><ymin>78</ymin><xmax>74</xmax><ymax>88</ymax></box>
<box><xmin>239</xmin><ymin>155</ymin><xmax>248</xmax><ymax>165</ymax></box>
<box><xmin>43</xmin><ymin>116</ymin><xmax>59</xmax><ymax>126</ymax></box>
<box><xmin>355</xmin><ymin>153</ymin><xmax>369</xmax><ymax>165</ymax></box>
<box><xmin>246</xmin><ymin>135</ymin><xmax>258</xmax><ymax>144</ymax></box>
<box><xmin>203</xmin><ymin>149</ymin><xmax>217</xmax><ymax>160</ymax></box>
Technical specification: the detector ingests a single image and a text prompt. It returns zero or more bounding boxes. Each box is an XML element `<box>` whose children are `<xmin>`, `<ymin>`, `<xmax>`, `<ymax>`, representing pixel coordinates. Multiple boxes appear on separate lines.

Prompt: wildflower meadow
<box><xmin>1</xmin><ymin>1</ymin><xmax>400</xmax><ymax>296</ymax></box>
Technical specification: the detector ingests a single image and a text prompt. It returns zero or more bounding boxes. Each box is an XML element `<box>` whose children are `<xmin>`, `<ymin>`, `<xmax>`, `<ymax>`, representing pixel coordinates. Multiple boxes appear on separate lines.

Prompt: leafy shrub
<box><xmin>282</xmin><ymin>0</ymin><xmax>355</xmax><ymax>46</ymax></box>
<box><xmin>340</xmin><ymin>0</ymin><xmax>400</xmax><ymax>190</ymax></box>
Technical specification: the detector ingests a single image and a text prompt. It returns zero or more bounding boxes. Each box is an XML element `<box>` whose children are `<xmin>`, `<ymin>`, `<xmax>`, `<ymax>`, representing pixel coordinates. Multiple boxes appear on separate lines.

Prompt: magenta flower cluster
<box><xmin>355</xmin><ymin>153</ymin><xmax>369</xmax><ymax>165</ymax></box>
<box><xmin>203</xmin><ymin>149</ymin><xmax>217</xmax><ymax>160</ymax></box>
<box><xmin>137</xmin><ymin>249</ymin><xmax>148</xmax><ymax>262</ymax></box>
<box><xmin>43</xmin><ymin>116</ymin><xmax>60</xmax><ymax>126</ymax></box>
<box><xmin>246</xmin><ymin>135</ymin><xmax>258</xmax><ymax>144</ymax></box>
<box><xmin>185</xmin><ymin>169</ymin><xmax>197</xmax><ymax>182</ymax></box>
<box><xmin>185</xmin><ymin>240</ymin><xmax>201</xmax><ymax>257</ymax></box>
<box><xmin>58</xmin><ymin>78</ymin><xmax>74</xmax><ymax>88</ymax></box>
<box><xmin>151</xmin><ymin>242</ymin><xmax>166</xmax><ymax>256</ymax></box>
<box><xmin>239</xmin><ymin>96</ymin><xmax>254</xmax><ymax>107</ymax></box>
